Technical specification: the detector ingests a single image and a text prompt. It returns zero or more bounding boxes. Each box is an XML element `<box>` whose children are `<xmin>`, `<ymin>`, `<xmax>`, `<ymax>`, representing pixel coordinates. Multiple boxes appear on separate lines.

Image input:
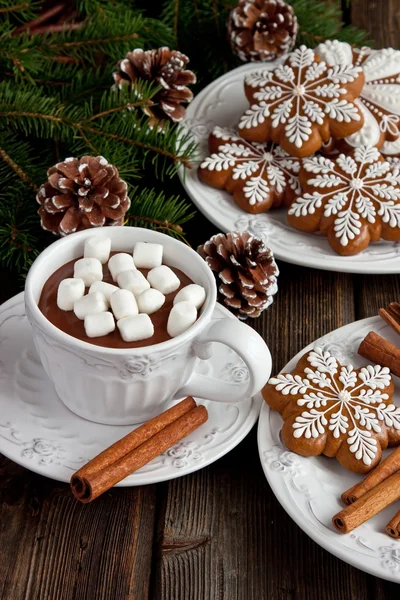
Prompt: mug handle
<box><xmin>178</xmin><ymin>317</ymin><xmax>272</xmax><ymax>402</ymax></box>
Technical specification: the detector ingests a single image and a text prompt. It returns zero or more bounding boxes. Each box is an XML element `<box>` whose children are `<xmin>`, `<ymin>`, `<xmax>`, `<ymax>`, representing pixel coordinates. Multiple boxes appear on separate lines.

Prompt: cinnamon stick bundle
<box><xmin>379</xmin><ymin>302</ymin><xmax>400</xmax><ymax>336</ymax></box>
<box><xmin>71</xmin><ymin>397</ymin><xmax>208</xmax><ymax>503</ymax></box>
<box><xmin>386</xmin><ymin>510</ymin><xmax>400</xmax><ymax>539</ymax></box>
<box><xmin>341</xmin><ymin>447</ymin><xmax>400</xmax><ymax>505</ymax></box>
<box><xmin>358</xmin><ymin>331</ymin><xmax>400</xmax><ymax>378</ymax></box>
<box><xmin>333</xmin><ymin>471</ymin><xmax>400</xmax><ymax>534</ymax></box>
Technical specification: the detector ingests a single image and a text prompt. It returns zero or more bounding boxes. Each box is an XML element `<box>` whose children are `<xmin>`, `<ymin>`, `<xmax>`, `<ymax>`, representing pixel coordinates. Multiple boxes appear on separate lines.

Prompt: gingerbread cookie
<box><xmin>316</xmin><ymin>41</ymin><xmax>400</xmax><ymax>156</ymax></box>
<box><xmin>263</xmin><ymin>347</ymin><xmax>400</xmax><ymax>473</ymax></box>
<box><xmin>287</xmin><ymin>146</ymin><xmax>400</xmax><ymax>255</ymax></box>
<box><xmin>198</xmin><ymin>126</ymin><xmax>301</xmax><ymax>214</ymax></box>
<box><xmin>238</xmin><ymin>45</ymin><xmax>365</xmax><ymax>158</ymax></box>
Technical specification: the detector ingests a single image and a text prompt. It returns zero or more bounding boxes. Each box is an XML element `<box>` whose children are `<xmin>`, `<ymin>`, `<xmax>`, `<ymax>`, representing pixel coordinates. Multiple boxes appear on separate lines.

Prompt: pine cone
<box><xmin>228</xmin><ymin>0</ymin><xmax>298</xmax><ymax>62</ymax></box>
<box><xmin>198</xmin><ymin>231</ymin><xmax>278</xmax><ymax>319</ymax></box>
<box><xmin>37</xmin><ymin>156</ymin><xmax>130</xmax><ymax>236</ymax></box>
<box><xmin>113</xmin><ymin>47</ymin><xmax>196</xmax><ymax>125</ymax></box>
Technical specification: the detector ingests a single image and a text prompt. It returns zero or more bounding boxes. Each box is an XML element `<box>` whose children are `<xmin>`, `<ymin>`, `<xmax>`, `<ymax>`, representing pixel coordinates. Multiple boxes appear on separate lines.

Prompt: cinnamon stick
<box><xmin>341</xmin><ymin>447</ymin><xmax>400</xmax><ymax>505</ymax></box>
<box><xmin>379</xmin><ymin>303</ymin><xmax>400</xmax><ymax>336</ymax></box>
<box><xmin>358</xmin><ymin>331</ymin><xmax>400</xmax><ymax>378</ymax></box>
<box><xmin>71</xmin><ymin>399</ymin><xmax>208</xmax><ymax>502</ymax></box>
<box><xmin>333</xmin><ymin>470</ymin><xmax>400</xmax><ymax>533</ymax></box>
<box><xmin>386</xmin><ymin>509</ymin><xmax>400</xmax><ymax>539</ymax></box>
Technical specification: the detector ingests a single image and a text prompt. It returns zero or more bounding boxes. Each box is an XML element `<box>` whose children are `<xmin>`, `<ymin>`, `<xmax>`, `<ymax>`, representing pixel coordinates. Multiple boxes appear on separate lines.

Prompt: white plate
<box><xmin>180</xmin><ymin>62</ymin><xmax>400</xmax><ymax>274</ymax></box>
<box><xmin>258</xmin><ymin>316</ymin><xmax>400</xmax><ymax>582</ymax></box>
<box><xmin>0</xmin><ymin>293</ymin><xmax>262</xmax><ymax>486</ymax></box>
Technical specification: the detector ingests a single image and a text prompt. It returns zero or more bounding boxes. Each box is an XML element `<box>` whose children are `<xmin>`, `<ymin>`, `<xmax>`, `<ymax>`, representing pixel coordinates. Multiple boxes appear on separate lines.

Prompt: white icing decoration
<box><xmin>288</xmin><ymin>145</ymin><xmax>400</xmax><ymax>246</ymax></box>
<box><xmin>200</xmin><ymin>126</ymin><xmax>301</xmax><ymax>206</ymax></box>
<box><xmin>316</xmin><ymin>40</ymin><xmax>400</xmax><ymax>149</ymax></box>
<box><xmin>269</xmin><ymin>348</ymin><xmax>398</xmax><ymax>466</ymax></box>
<box><xmin>239</xmin><ymin>46</ymin><xmax>362</xmax><ymax>148</ymax></box>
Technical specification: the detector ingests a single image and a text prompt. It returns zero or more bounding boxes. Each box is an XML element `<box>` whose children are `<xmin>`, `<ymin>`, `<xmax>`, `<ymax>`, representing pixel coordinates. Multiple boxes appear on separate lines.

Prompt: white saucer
<box><xmin>0</xmin><ymin>293</ymin><xmax>262</xmax><ymax>486</ymax></box>
<box><xmin>258</xmin><ymin>316</ymin><xmax>400</xmax><ymax>582</ymax></box>
<box><xmin>179</xmin><ymin>62</ymin><xmax>400</xmax><ymax>274</ymax></box>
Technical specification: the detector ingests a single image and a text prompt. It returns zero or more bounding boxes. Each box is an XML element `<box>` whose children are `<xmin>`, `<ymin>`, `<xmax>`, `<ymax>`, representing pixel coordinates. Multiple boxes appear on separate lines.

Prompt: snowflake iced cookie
<box><xmin>238</xmin><ymin>45</ymin><xmax>365</xmax><ymax>158</ymax></box>
<box><xmin>263</xmin><ymin>348</ymin><xmax>400</xmax><ymax>473</ymax></box>
<box><xmin>198</xmin><ymin>126</ymin><xmax>301</xmax><ymax>214</ymax></box>
<box><xmin>287</xmin><ymin>146</ymin><xmax>400</xmax><ymax>255</ymax></box>
<box><xmin>316</xmin><ymin>41</ymin><xmax>400</xmax><ymax>156</ymax></box>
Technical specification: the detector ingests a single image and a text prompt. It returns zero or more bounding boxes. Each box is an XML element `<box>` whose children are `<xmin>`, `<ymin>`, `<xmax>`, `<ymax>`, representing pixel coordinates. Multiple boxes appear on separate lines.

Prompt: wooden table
<box><xmin>2</xmin><ymin>2</ymin><xmax>400</xmax><ymax>598</ymax></box>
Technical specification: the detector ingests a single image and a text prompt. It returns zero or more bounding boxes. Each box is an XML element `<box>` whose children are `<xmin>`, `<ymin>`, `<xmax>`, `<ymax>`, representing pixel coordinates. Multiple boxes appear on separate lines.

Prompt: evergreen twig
<box><xmin>0</xmin><ymin>144</ymin><xmax>38</xmax><ymax>190</ymax></box>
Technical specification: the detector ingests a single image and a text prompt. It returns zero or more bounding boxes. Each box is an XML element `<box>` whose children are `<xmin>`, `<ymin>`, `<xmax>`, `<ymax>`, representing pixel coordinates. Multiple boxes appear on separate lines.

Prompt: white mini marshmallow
<box><xmin>57</xmin><ymin>278</ymin><xmax>85</xmax><ymax>311</ymax></box>
<box><xmin>117</xmin><ymin>314</ymin><xmax>154</xmax><ymax>342</ymax></box>
<box><xmin>84</xmin><ymin>236</ymin><xmax>111</xmax><ymax>264</ymax></box>
<box><xmin>108</xmin><ymin>253</ymin><xmax>135</xmax><ymax>281</ymax></box>
<box><xmin>137</xmin><ymin>288</ymin><xmax>165</xmax><ymax>315</ymax></box>
<box><xmin>133</xmin><ymin>242</ymin><xmax>163</xmax><ymax>269</ymax></box>
<box><xmin>84</xmin><ymin>312</ymin><xmax>115</xmax><ymax>338</ymax></box>
<box><xmin>147</xmin><ymin>265</ymin><xmax>180</xmax><ymax>295</ymax></box>
<box><xmin>73</xmin><ymin>292</ymin><xmax>108</xmax><ymax>320</ymax></box>
<box><xmin>110</xmin><ymin>289</ymin><xmax>138</xmax><ymax>320</ymax></box>
<box><xmin>89</xmin><ymin>280</ymin><xmax>119</xmax><ymax>304</ymax></box>
<box><xmin>117</xmin><ymin>269</ymin><xmax>150</xmax><ymax>296</ymax></box>
<box><xmin>74</xmin><ymin>258</ymin><xmax>103</xmax><ymax>287</ymax></box>
<box><xmin>173</xmin><ymin>284</ymin><xmax>206</xmax><ymax>310</ymax></box>
<box><xmin>167</xmin><ymin>301</ymin><xmax>197</xmax><ymax>338</ymax></box>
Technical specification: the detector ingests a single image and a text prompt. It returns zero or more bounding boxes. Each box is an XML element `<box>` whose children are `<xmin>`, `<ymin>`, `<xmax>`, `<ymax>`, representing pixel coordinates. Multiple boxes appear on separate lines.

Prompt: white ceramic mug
<box><xmin>25</xmin><ymin>227</ymin><xmax>272</xmax><ymax>425</ymax></box>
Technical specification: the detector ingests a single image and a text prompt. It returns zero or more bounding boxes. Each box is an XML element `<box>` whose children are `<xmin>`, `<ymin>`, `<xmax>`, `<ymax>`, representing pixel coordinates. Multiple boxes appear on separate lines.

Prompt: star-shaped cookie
<box><xmin>198</xmin><ymin>126</ymin><xmax>301</xmax><ymax>214</ymax></box>
<box><xmin>263</xmin><ymin>348</ymin><xmax>400</xmax><ymax>473</ymax></box>
<box><xmin>287</xmin><ymin>146</ymin><xmax>400</xmax><ymax>255</ymax></box>
<box><xmin>238</xmin><ymin>45</ymin><xmax>365</xmax><ymax>158</ymax></box>
<box><xmin>316</xmin><ymin>41</ymin><xmax>400</xmax><ymax>156</ymax></box>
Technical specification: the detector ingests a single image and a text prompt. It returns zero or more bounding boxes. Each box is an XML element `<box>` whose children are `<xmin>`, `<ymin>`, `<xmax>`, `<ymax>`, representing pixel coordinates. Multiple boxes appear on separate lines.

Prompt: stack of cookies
<box><xmin>198</xmin><ymin>44</ymin><xmax>400</xmax><ymax>256</ymax></box>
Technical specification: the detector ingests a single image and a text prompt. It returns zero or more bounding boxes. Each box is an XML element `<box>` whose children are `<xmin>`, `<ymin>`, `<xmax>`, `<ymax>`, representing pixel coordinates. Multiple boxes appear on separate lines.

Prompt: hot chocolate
<box><xmin>38</xmin><ymin>253</ymin><xmax>194</xmax><ymax>349</ymax></box>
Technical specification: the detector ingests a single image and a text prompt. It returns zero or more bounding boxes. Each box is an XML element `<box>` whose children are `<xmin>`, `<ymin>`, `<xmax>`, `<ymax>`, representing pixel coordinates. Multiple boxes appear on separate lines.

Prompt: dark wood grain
<box><xmin>351</xmin><ymin>0</ymin><xmax>400</xmax><ymax>47</ymax></box>
<box><xmin>0</xmin><ymin>455</ymin><xmax>157</xmax><ymax>600</ymax></box>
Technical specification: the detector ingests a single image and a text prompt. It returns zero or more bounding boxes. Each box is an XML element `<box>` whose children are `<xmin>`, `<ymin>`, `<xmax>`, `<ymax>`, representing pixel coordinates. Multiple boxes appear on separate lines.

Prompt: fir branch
<box><xmin>85</xmin><ymin>127</ymin><xmax>193</xmax><ymax>169</ymax></box>
<box><xmin>81</xmin><ymin>101</ymin><xmax>154</xmax><ymax>124</ymax></box>
<box><xmin>0</xmin><ymin>144</ymin><xmax>38</xmax><ymax>190</ymax></box>
<box><xmin>47</xmin><ymin>32</ymin><xmax>139</xmax><ymax>50</ymax></box>
<box><xmin>0</xmin><ymin>83</ymin><xmax>196</xmax><ymax>171</ymax></box>
<box><xmin>126</xmin><ymin>187</ymin><xmax>195</xmax><ymax>241</ymax></box>
<box><xmin>0</xmin><ymin>3</ymin><xmax>30</xmax><ymax>14</ymax></box>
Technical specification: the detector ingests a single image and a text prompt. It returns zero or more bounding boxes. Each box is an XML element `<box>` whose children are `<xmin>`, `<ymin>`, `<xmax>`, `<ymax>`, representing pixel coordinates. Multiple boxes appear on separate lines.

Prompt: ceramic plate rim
<box><xmin>257</xmin><ymin>315</ymin><xmax>400</xmax><ymax>582</ymax></box>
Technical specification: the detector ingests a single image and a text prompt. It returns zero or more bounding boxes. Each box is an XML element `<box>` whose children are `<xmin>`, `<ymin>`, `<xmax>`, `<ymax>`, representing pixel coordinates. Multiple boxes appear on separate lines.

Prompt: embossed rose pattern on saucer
<box><xmin>0</xmin><ymin>293</ymin><xmax>261</xmax><ymax>486</ymax></box>
<box><xmin>258</xmin><ymin>316</ymin><xmax>400</xmax><ymax>582</ymax></box>
<box><xmin>179</xmin><ymin>61</ymin><xmax>400</xmax><ymax>273</ymax></box>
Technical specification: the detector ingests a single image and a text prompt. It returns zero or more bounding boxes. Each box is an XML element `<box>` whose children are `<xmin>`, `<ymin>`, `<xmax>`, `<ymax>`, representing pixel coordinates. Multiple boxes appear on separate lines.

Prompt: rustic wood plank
<box><xmin>0</xmin><ymin>455</ymin><xmax>157</xmax><ymax>600</ymax></box>
<box><xmin>355</xmin><ymin>274</ymin><xmax>400</xmax><ymax>319</ymax></box>
<box><xmin>351</xmin><ymin>0</ymin><xmax>400</xmax><ymax>47</ymax></box>
<box><xmin>151</xmin><ymin>263</ymin><xmax>360</xmax><ymax>600</ymax></box>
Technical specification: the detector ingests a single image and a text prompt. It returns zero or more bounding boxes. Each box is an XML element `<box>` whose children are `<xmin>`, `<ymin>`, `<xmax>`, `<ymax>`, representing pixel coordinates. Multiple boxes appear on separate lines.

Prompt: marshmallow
<box><xmin>89</xmin><ymin>280</ymin><xmax>119</xmax><ymax>304</ymax></box>
<box><xmin>74</xmin><ymin>258</ymin><xmax>103</xmax><ymax>287</ymax></box>
<box><xmin>137</xmin><ymin>288</ymin><xmax>165</xmax><ymax>315</ymax></box>
<box><xmin>84</xmin><ymin>236</ymin><xmax>111</xmax><ymax>264</ymax></box>
<box><xmin>108</xmin><ymin>253</ymin><xmax>135</xmax><ymax>281</ymax></box>
<box><xmin>117</xmin><ymin>269</ymin><xmax>150</xmax><ymax>296</ymax></box>
<box><xmin>57</xmin><ymin>278</ymin><xmax>85</xmax><ymax>311</ymax></box>
<box><xmin>110</xmin><ymin>289</ymin><xmax>138</xmax><ymax>320</ymax></box>
<box><xmin>173</xmin><ymin>284</ymin><xmax>206</xmax><ymax>310</ymax></box>
<box><xmin>167</xmin><ymin>302</ymin><xmax>197</xmax><ymax>338</ymax></box>
<box><xmin>147</xmin><ymin>265</ymin><xmax>180</xmax><ymax>295</ymax></box>
<box><xmin>84</xmin><ymin>312</ymin><xmax>115</xmax><ymax>338</ymax></box>
<box><xmin>117</xmin><ymin>314</ymin><xmax>154</xmax><ymax>342</ymax></box>
<box><xmin>73</xmin><ymin>292</ymin><xmax>108</xmax><ymax>320</ymax></box>
<box><xmin>133</xmin><ymin>242</ymin><xmax>163</xmax><ymax>269</ymax></box>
